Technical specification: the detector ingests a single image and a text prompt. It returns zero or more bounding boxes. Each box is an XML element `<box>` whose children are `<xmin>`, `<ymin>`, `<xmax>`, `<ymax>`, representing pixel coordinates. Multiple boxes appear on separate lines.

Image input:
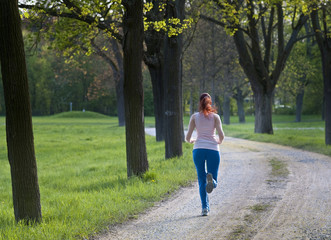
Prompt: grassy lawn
<box><xmin>0</xmin><ymin>112</ymin><xmax>196</xmax><ymax>240</ymax></box>
<box><xmin>179</xmin><ymin>114</ymin><xmax>331</xmax><ymax>157</ymax></box>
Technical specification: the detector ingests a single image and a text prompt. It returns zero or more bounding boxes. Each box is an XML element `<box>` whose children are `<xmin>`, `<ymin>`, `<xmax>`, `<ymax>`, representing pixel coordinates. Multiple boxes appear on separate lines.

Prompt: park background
<box><xmin>0</xmin><ymin>0</ymin><xmax>331</xmax><ymax>239</ymax></box>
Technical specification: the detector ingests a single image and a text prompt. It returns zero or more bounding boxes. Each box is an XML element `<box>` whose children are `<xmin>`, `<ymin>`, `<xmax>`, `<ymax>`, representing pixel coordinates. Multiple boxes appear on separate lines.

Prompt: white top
<box><xmin>187</xmin><ymin>112</ymin><xmax>224</xmax><ymax>151</ymax></box>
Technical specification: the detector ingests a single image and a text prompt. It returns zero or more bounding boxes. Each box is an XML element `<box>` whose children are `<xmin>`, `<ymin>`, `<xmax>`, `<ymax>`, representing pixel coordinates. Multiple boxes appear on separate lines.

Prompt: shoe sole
<box><xmin>206</xmin><ymin>173</ymin><xmax>213</xmax><ymax>193</ymax></box>
<box><xmin>202</xmin><ymin>211</ymin><xmax>209</xmax><ymax>216</ymax></box>
<box><xmin>201</xmin><ymin>209</ymin><xmax>209</xmax><ymax>216</ymax></box>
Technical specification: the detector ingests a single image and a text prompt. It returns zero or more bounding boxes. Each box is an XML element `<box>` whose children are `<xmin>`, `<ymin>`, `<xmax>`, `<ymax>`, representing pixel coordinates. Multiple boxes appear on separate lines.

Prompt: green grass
<box><xmin>0</xmin><ymin>112</ymin><xmax>196</xmax><ymax>240</ymax></box>
<box><xmin>249</xmin><ymin>203</ymin><xmax>271</xmax><ymax>212</ymax></box>
<box><xmin>269</xmin><ymin>158</ymin><xmax>290</xmax><ymax>178</ymax></box>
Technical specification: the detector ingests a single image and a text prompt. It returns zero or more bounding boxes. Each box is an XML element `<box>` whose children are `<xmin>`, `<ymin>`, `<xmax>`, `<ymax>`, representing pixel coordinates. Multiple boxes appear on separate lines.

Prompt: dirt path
<box><xmin>97</xmin><ymin>130</ymin><xmax>331</xmax><ymax>240</ymax></box>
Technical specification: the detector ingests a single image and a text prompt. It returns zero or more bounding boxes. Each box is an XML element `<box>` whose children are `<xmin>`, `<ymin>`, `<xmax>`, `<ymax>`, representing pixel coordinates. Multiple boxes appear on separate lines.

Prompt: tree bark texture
<box><xmin>111</xmin><ymin>40</ymin><xmax>126</xmax><ymax>127</ymax></box>
<box><xmin>115</xmin><ymin>74</ymin><xmax>125</xmax><ymax>126</ymax></box>
<box><xmin>0</xmin><ymin>0</ymin><xmax>42</xmax><ymax>223</ymax></box>
<box><xmin>189</xmin><ymin>90</ymin><xmax>195</xmax><ymax>115</ymax></box>
<box><xmin>223</xmin><ymin>94</ymin><xmax>231</xmax><ymax>125</ymax></box>
<box><xmin>163</xmin><ymin>0</ymin><xmax>185</xmax><ymax>159</ymax></box>
<box><xmin>148</xmin><ymin>66</ymin><xmax>165</xmax><ymax>141</ymax></box>
<box><xmin>122</xmin><ymin>0</ymin><xmax>148</xmax><ymax>176</ymax></box>
<box><xmin>235</xmin><ymin>88</ymin><xmax>246</xmax><ymax>123</ymax></box>
<box><xmin>253</xmin><ymin>91</ymin><xmax>273</xmax><ymax>134</ymax></box>
<box><xmin>295</xmin><ymin>89</ymin><xmax>304</xmax><ymax>122</ymax></box>
<box><xmin>144</xmin><ymin>0</ymin><xmax>165</xmax><ymax>141</ymax></box>
<box><xmin>311</xmin><ymin>8</ymin><xmax>331</xmax><ymax>145</ymax></box>
<box><xmin>322</xmin><ymin>51</ymin><xmax>331</xmax><ymax>145</ymax></box>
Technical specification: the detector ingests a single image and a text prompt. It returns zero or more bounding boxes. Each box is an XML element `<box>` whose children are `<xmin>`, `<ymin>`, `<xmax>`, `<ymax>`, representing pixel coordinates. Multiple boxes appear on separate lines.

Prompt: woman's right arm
<box><xmin>185</xmin><ymin>114</ymin><xmax>196</xmax><ymax>143</ymax></box>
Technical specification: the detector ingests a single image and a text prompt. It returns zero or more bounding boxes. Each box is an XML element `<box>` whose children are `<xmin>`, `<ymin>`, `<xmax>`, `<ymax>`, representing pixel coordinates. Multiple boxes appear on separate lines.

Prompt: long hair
<box><xmin>199</xmin><ymin>93</ymin><xmax>217</xmax><ymax>116</ymax></box>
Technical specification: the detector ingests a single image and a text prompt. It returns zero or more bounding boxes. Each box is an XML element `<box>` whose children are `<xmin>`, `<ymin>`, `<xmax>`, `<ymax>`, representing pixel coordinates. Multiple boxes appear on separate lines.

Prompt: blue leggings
<box><xmin>193</xmin><ymin>148</ymin><xmax>220</xmax><ymax>209</ymax></box>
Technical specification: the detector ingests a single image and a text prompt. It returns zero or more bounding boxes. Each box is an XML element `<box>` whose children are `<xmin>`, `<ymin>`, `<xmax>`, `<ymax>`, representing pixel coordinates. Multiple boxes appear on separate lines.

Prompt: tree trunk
<box><xmin>254</xmin><ymin>90</ymin><xmax>273</xmax><ymax>134</ymax></box>
<box><xmin>0</xmin><ymin>0</ymin><xmax>42</xmax><ymax>223</ymax></box>
<box><xmin>322</xmin><ymin>96</ymin><xmax>325</xmax><ymax>121</ymax></box>
<box><xmin>122</xmin><ymin>0</ymin><xmax>148</xmax><ymax>176</ymax></box>
<box><xmin>148</xmin><ymin>65</ymin><xmax>165</xmax><ymax>141</ymax></box>
<box><xmin>190</xmin><ymin>89</ymin><xmax>194</xmax><ymax>115</ymax></box>
<box><xmin>111</xmin><ymin>40</ymin><xmax>126</xmax><ymax>127</ymax></box>
<box><xmin>295</xmin><ymin>88</ymin><xmax>304</xmax><ymax>122</ymax></box>
<box><xmin>236</xmin><ymin>88</ymin><xmax>246</xmax><ymax>123</ymax></box>
<box><xmin>311</xmin><ymin>8</ymin><xmax>331</xmax><ymax>145</ymax></box>
<box><xmin>144</xmin><ymin>0</ymin><xmax>165</xmax><ymax>141</ymax></box>
<box><xmin>115</xmin><ymin>73</ymin><xmax>125</xmax><ymax>126</ymax></box>
<box><xmin>163</xmin><ymin>0</ymin><xmax>184</xmax><ymax>159</ymax></box>
<box><xmin>233</xmin><ymin>29</ymin><xmax>274</xmax><ymax>133</ymax></box>
<box><xmin>223</xmin><ymin>94</ymin><xmax>231</xmax><ymax>125</ymax></box>
<box><xmin>215</xmin><ymin>95</ymin><xmax>221</xmax><ymax>115</ymax></box>
<box><xmin>321</xmin><ymin>51</ymin><xmax>331</xmax><ymax>145</ymax></box>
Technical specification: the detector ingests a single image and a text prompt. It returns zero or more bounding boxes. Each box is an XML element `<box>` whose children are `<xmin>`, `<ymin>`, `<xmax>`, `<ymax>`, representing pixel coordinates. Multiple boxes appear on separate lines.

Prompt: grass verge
<box><xmin>0</xmin><ymin>114</ymin><xmax>196</xmax><ymax>240</ymax></box>
<box><xmin>269</xmin><ymin>158</ymin><xmax>290</xmax><ymax>178</ymax></box>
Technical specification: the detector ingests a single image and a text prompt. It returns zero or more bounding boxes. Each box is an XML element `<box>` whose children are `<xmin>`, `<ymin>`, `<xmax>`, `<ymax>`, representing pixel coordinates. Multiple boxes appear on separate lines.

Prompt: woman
<box><xmin>185</xmin><ymin>93</ymin><xmax>225</xmax><ymax>216</ymax></box>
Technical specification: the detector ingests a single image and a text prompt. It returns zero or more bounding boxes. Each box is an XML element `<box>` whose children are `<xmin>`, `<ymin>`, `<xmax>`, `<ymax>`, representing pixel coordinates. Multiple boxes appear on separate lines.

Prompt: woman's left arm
<box><xmin>215</xmin><ymin>114</ymin><xmax>225</xmax><ymax>144</ymax></box>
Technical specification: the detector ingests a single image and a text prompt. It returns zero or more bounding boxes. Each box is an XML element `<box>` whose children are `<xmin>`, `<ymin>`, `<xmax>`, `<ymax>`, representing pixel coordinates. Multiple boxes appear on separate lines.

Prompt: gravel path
<box><xmin>96</xmin><ymin>129</ymin><xmax>331</xmax><ymax>240</ymax></box>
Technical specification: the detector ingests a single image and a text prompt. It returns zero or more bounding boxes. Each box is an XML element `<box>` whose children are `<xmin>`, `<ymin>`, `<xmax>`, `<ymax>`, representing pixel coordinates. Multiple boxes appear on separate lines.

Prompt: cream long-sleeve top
<box><xmin>186</xmin><ymin>112</ymin><xmax>225</xmax><ymax>151</ymax></box>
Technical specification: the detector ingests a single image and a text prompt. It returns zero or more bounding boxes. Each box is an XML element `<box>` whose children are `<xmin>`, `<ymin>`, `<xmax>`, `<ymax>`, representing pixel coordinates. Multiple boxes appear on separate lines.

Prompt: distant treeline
<box><xmin>0</xmin><ymin>36</ymin><xmax>154</xmax><ymax>117</ymax></box>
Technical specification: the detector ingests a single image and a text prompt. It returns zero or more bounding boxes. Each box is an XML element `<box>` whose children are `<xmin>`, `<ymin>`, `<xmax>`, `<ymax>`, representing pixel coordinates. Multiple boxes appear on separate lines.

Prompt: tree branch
<box><xmin>199</xmin><ymin>14</ymin><xmax>250</xmax><ymax>36</ymax></box>
<box><xmin>271</xmin><ymin>13</ymin><xmax>309</xmax><ymax>88</ymax></box>
<box><xmin>90</xmin><ymin>39</ymin><xmax>119</xmax><ymax>72</ymax></box>
<box><xmin>277</xmin><ymin>3</ymin><xmax>284</xmax><ymax>55</ymax></box>
<box><xmin>19</xmin><ymin>3</ymin><xmax>123</xmax><ymax>41</ymax></box>
<box><xmin>182</xmin><ymin>18</ymin><xmax>199</xmax><ymax>58</ymax></box>
<box><xmin>264</xmin><ymin>6</ymin><xmax>274</xmax><ymax>72</ymax></box>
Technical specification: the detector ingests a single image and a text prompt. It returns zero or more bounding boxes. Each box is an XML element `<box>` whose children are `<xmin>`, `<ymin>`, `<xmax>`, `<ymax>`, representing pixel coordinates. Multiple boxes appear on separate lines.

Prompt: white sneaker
<box><xmin>201</xmin><ymin>208</ymin><xmax>209</xmax><ymax>216</ymax></box>
<box><xmin>206</xmin><ymin>173</ymin><xmax>214</xmax><ymax>193</ymax></box>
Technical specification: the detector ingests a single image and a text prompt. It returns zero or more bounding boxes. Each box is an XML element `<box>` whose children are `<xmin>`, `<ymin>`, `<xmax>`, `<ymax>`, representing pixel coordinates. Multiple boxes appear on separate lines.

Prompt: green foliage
<box><xmin>5</xmin><ymin>31</ymin><xmax>118</xmax><ymax>117</ymax></box>
<box><xmin>0</xmin><ymin>115</ymin><xmax>196</xmax><ymax>239</ymax></box>
<box><xmin>25</xmin><ymin>48</ymin><xmax>55</xmax><ymax>115</ymax></box>
<box><xmin>22</xmin><ymin>0</ymin><xmax>123</xmax><ymax>58</ymax></box>
<box><xmin>143</xmin><ymin>1</ymin><xmax>193</xmax><ymax>37</ymax></box>
<box><xmin>203</xmin><ymin>0</ymin><xmax>311</xmax><ymax>35</ymax></box>
<box><xmin>276</xmin><ymin>39</ymin><xmax>323</xmax><ymax>114</ymax></box>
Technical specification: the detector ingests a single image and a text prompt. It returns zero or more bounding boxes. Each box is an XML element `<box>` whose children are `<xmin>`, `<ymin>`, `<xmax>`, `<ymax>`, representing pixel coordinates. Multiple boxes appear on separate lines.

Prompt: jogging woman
<box><xmin>185</xmin><ymin>93</ymin><xmax>225</xmax><ymax>216</ymax></box>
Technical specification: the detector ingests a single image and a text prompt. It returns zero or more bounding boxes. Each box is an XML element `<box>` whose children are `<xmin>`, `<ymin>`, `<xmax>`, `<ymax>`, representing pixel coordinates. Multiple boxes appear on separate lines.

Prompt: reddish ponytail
<box><xmin>199</xmin><ymin>93</ymin><xmax>217</xmax><ymax>116</ymax></box>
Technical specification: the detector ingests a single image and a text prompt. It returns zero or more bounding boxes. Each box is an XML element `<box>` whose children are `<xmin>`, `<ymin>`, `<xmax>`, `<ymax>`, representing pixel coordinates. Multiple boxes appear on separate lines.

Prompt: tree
<box><xmin>20</xmin><ymin>0</ymin><xmax>148</xmax><ymax>177</ymax></box>
<box><xmin>21</xmin><ymin>2</ymin><xmax>125</xmax><ymax>126</ymax></box>
<box><xmin>144</xmin><ymin>0</ymin><xmax>166</xmax><ymax>142</ymax></box>
<box><xmin>0</xmin><ymin>0</ymin><xmax>42</xmax><ymax>223</ymax></box>
<box><xmin>183</xmin><ymin>18</ymin><xmax>250</xmax><ymax>124</ymax></box>
<box><xmin>311</xmin><ymin>2</ymin><xmax>331</xmax><ymax>145</ymax></box>
<box><xmin>144</xmin><ymin>0</ymin><xmax>192</xmax><ymax>148</ymax></box>
<box><xmin>122</xmin><ymin>0</ymin><xmax>149</xmax><ymax>176</ymax></box>
<box><xmin>21</xmin><ymin>0</ymin><xmax>192</xmax><ymax>161</ymax></box>
<box><xmin>202</xmin><ymin>0</ymin><xmax>309</xmax><ymax>133</ymax></box>
<box><xmin>163</xmin><ymin>0</ymin><xmax>186</xmax><ymax>159</ymax></box>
